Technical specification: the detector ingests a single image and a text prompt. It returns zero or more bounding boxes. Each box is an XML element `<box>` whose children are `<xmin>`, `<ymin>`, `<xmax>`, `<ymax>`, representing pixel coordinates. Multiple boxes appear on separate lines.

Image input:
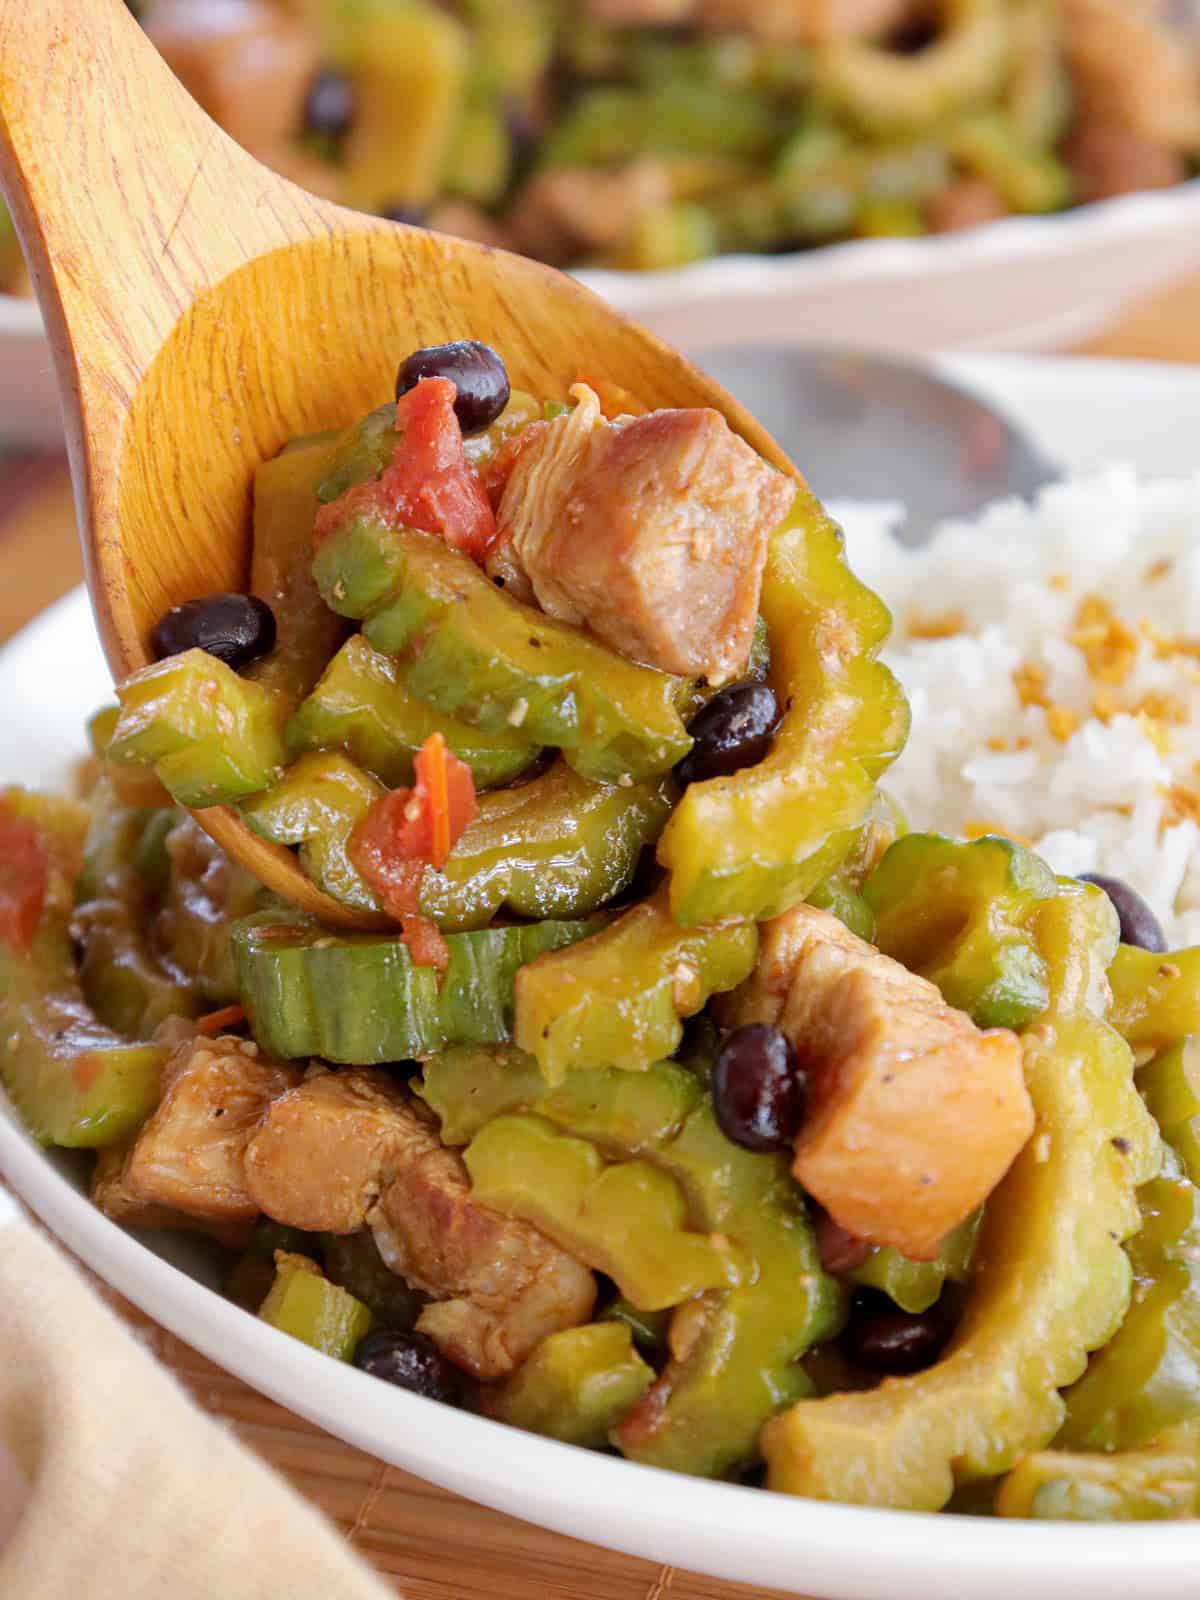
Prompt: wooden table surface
<box><xmin>2</xmin><ymin>269</ymin><xmax>1200</xmax><ymax>1600</ymax></box>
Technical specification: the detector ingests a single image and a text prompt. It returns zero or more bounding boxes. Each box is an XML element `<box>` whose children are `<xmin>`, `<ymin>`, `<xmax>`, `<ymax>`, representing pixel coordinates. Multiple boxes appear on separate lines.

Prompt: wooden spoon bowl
<box><xmin>0</xmin><ymin>0</ymin><xmax>797</xmax><ymax>929</ymax></box>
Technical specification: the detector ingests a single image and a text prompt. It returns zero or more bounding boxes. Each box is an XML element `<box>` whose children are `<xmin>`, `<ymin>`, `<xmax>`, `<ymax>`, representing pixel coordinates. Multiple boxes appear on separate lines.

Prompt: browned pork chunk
<box><xmin>243</xmin><ymin>1068</ymin><xmax>411</xmax><ymax>1234</ymax></box>
<box><xmin>92</xmin><ymin>1033</ymin><xmax>300</xmax><ymax>1231</ymax></box>
<box><xmin>495</xmin><ymin>384</ymin><xmax>794</xmax><ymax>684</ymax></box>
<box><xmin>925</xmin><ymin>176</ymin><xmax>1009</xmax><ymax>233</ymax></box>
<box><xmin>244</xmin><ymin>1071</ymin><xmax>596</xmax><ymax>1378</ymax></box>
<box><xmin>145</xmin><ymin>0</ymin><xmax>319</xmax><ymax>155</ymax></box>
<box><xmin>1063</xmin><ymin>121</ymin><xmax>1186</xmax><ymax>203</ymax></box>
<box><xmin>724</xmin><ymin>905</ymin><xmax>1033</xmax><ymax>1261</ymax></box>
<box><xmin>506</xmin><ymin>164</ymin><xmax>675</xmax><ymax>267</ymax></box>
<box><xmin>1061</xmin><ymin>0</ymin><xmax>1200</xmax><ymax>150</ymax></box>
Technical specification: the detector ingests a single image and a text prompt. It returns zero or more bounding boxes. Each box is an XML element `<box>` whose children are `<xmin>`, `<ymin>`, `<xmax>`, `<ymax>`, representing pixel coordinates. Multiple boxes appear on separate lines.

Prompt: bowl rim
<box><xmin>4</xmin><ymin>178</ymin><xmax>1200</xmax><ymax>335</ymax></box>
<box><xmin>580</xmin><ymin>176</ymin><xmax>1200</xmax><ymax>309</ymax></box>
<box><xmin>3</xmin><ymin>1049</ymin><xmax>1200</xmax><ymax>1597</ymax></box>
<box><xmin>5</xmin><ymin>364</ymin><xmax>1200</xmax><ymax>1592</ymax></box>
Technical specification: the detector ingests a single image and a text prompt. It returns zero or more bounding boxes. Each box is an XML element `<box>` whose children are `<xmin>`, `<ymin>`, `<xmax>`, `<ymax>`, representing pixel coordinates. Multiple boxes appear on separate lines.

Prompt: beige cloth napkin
<box><xmin>0</xmin><ymin>1200</ymin><xmax>395</xmax><ymax>1599</ymax></box>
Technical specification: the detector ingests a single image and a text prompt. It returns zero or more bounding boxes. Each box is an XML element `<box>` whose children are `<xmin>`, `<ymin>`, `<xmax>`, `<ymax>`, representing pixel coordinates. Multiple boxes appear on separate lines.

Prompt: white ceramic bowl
<box><xmin>583</xmin><ymin>180</ymin><xmax>1200</xmax><ymax>356</ymax></box>
<box><xmin>4</xmin><ymin>353</ymin><xmax>1200</xmax><ymax>1597</ymax></box>
<box><xmin>6</xmin><ymin>181</ymin><xmax>1200</xmax><ymax>446</ymax></box>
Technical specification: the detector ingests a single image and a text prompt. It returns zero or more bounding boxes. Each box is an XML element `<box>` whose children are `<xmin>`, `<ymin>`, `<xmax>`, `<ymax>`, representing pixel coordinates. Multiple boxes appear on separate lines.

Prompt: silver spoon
<box><xmin>696</xmin><ymin>346</ymin><xmax>1057</xmax><ymax>547</ymax></box>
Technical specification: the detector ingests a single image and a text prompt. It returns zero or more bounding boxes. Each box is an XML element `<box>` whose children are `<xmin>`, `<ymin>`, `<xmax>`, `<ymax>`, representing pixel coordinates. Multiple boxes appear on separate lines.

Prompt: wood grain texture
<box><xmin>1</xmin><ymin>263</ymin><xmax>1200</xmax><ymax>1600</ymax></box>
<box><xmin>0</xmin><ymin>0</ymin><xmax>803</xmax><ymax>930</ymax></box>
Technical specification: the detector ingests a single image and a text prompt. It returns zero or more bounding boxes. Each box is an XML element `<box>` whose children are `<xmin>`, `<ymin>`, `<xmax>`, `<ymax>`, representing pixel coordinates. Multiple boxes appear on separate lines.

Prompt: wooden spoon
<box><xmin>0</xmin><ymin>0</ymin><xmax>797</xmax><ymax>930</ymax></box>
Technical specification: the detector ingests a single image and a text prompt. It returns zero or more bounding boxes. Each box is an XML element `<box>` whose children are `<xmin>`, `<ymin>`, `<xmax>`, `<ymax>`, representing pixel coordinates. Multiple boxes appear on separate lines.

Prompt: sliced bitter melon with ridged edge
<box><xmin>232</xmin><ymin>910</ymin><xmax>606</xmax><ymax>1064</ymax></box>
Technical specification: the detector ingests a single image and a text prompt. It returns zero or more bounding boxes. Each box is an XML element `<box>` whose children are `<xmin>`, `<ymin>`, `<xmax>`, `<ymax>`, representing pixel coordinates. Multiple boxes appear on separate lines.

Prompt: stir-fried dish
<box><xmin>1</xmin><ymin>0</ymin><xmax>1198</xmax><ymax>295</ymax></box>
<box><xmin>4</xmin><ymin>338</ymin><xmax>1200</xmax><ymax>1520</ymax></box>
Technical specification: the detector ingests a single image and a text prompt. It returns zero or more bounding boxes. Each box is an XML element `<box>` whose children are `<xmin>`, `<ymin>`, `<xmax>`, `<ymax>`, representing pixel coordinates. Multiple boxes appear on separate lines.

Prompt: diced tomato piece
<box><xmin>315</xmin><ymin>377</ymin><xmax>497</xmax><ymax>561</ymax></box>
<box><xmin>0</xmin><ymin>804</ymin><xmax>48</xmax><ymax>951</ymax></box>
<box><xmin>576</xmin><ymin>372</ymin><xmax>648</xmax><ymax>422</ymax></box>
<box><xmin>348</xmin><ymin>734</ymin><xmax>476</xmax><ymax>925</ymax></box>
<box><xmin>400</xmin><ymin>914</ymin><xmax>450</xmax><ymax>972</ymax></box>
<box><xmin>414</xmin><ymin>732</ymin><xmax>475</xmax><ymax>869</ymax></box>
<box><xmin>196</xmin><ymin>1004</ymin><xmax>248</xmax><ymax>1037</ymax></box>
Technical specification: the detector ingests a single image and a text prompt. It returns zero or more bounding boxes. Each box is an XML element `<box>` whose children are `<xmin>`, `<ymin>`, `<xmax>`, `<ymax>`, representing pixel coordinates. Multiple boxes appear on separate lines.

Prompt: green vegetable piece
<box><xmin>258</xmin><ymin>1252</ymin><xmax>372</xmax><ymax>1361</ymax></box>
<box><xmin>657</xmin><ymin>489</ymin><xmax>909</xmax><ymax>925</ymax></box>
<box><xmin>1139</xmin><ymin>1039</ymin><xmax>1200</xmax><ymax>1187</ymax></box>
<box><xmin>997</xmin><ymin>1421</ymin><xmax>1200</xmax><ymax>1521</ymax></box>
<box><xmin>487</xmin><ymin>1323</ymin><xmax>653</xmax><ymax>1448</ymax></box>
<box><xmin>321</xmin><ymin>1231</ymin><xmax>425</xmax><ymax>1330</ymax></box>
<box><xmin>287</xmin><ymin>633</ymin><xmax>540</xmax><ymax>791</ymax></box>
<box><xmin>1058</xmin><ymin>1145</ymin><xmax>1200</xmax><ymax>1453</ymax></box>
<box><xmin>420</xmin><ymin>760</ymin><xmax>672</xmax><ymax>933</ymax></box>
<box><xmin>445</xmin><ymin>88</ymin><xmax>512</xmax><ymax>206</ymax></box>
<box><xmin>457</xmin><ymin>0</ymin><xmax>557</xmax><ymax>99</ymax></box>
<box><xmin>600</xmin><ymin>1298</ymin><xmax>671</xmax><ymax>1357</ymax></box>
<box><xmin>318</xmin><ymin>403</ymin><xmax>398</xmax><ymax>506</ymax></box>
<box><xmin>446</xmin><ymin>1041</ymin><xmax>838</xmax><ymax>1476</ymax></box>
<box><xmin>417</xmin><ymin>1043</ymin><xmax>703</xmax><ymax>1152</ymax></box>
<box><xmin>240</xmin><ymin>752</ymin><xmax>383</xmax><ymax>912</ymax></box>
<box><xmin>247</xmin><ymin>432</ymin><xmax>348</xmax><ymax>705</ymax></box>
<box><xmin>614</xmin><ymin>1099</ymin><xmax>842</xmax><ymax>1479</ymax></box>
<box><xmin>313</xmin><ymin>517</ymin><xmax>692</xmax><ymax>785</ymax></box>
<box><xmin>0</xmin><ymin>196</ymin><xmax>16</xmax><ymax>284</ymax></box>
<box><xmin>514</xmin><ymin>893</ymin><xmax>757</xmax><ymax>1083</ymax></box>
<box><xmin>951</xmin><ymin>112</ymin><xmax>1071</xmax><ymax>214</ymax></box>
<box><xmin>606</xmin><ymin>203</ymin><xmax>718</xmax><ymax>272</ymax></box>
<box><xmin>1109</xmin><ymin>945</ymin><xmax>1200</xmax><ymax>1054</ymax></box>
<box><xmin>1004</xmin><ymin>0</ymin><xmax>1071</xmax><ymax>147</ymax></box>
<box><xmin>157</xmin><ymin>815</ymin><xmax>265</xmax><ymax>1005</ymax></box>
<box><xmin>0</xmin><ymin>791</ymin><xmax>168</xmax><ymax>1149</ymax></box>
<box><xmin>86</xmin><ymin>705</ymin><xmax>175</xmax><ymax>809</ymax></box>
<box><xmin>540</xmin><ymin>81</ymin><xmax>779</xmax><ymax>169</ymax></box>
<box><xmin>69</xmin><ymin>779</ymin><xmax>197</xmax><ymax>1035</ymax></box>
<box><xmin>814</xmin><ymin>0</ymin><xmax>1012</xmax><ymax>136</ymax></box>
<box><xmin>850</xmin><ymin>1211</ymin><xmax>982</xmax><ymax>1315</ymax></box>
<box><xmin>76</xmin><ymin>899</ymin><xmax>198</xmax><ymax>1039</ymax></box>
<box><xmin>806</xmin><ymin>870</ymin><xmax>875</xmax><ymax>942</ymax></box>
<box><xmin>856</xmin><ymin>197</ymin><xmax>925</xmax><ymax>237</ymax></box>
<box><xmin>109</xmin><ymin>650</ymin><xmax>287</xmax><ymax>808</ymax></box>
<box><xmin>865</xmin><ymin>833</ymin><xmax>1058</xmax><ymax>1029</ymax></box>
<box><xmin>464</xmin><ymin>1114</ymin><xmax>745</xmax><ymax>1311</ymax></box>
<box><xmin>232</xmin><ymin>910</ymin><xmax>603</xmax><ymax>1065</ymax></box>
<box><xmin>461</xmin><ymin>388</ymin><xmax>544</xmax><ymax>473</ymax></box>
<box><xmin>339</xmin><ymin>1</ymin><xmax>470</xmax><ymax>213</ymax></box>
<box><xmin>761</xmin><ymin>881</ymin><xmax>1160</xmax><ymax>1509</ymax></box>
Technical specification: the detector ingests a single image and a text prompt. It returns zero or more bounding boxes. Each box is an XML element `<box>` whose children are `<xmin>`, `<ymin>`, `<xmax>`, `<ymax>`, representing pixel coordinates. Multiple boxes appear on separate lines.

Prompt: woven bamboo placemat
<box><xmin>2</xmin><ymin>269</ymin><xmax>1199</xmax><ymax>1597</ymax></box>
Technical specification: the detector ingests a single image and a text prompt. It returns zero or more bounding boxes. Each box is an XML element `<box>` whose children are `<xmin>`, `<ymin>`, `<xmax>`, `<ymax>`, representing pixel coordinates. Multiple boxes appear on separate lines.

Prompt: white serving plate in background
<box><xmin>6</xmin><ymin>182</ymin><xmax>1200</xmax><ymax>445</ymax></box>
<box><xmin>2</xmin><ymin>355</ymin><xmax>1200</xmax><ymax>1598</ymax></box>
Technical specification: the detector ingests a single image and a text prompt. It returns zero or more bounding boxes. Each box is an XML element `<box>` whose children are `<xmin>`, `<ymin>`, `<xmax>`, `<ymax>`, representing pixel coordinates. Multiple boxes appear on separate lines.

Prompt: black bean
<box><xmin>151</xmin><ymin>594</ymin><xmax>276</xmax><ymax>670</ymax></box>
<box><xmin>396</xmin><ymin>341</ymin><xmax>511</xmax><ymax>436</ymax></box>
<box><xmin>676</xmin><ymin>681</ymin><xmax>781</xmax><ymax>789</ymax></box>
<box><xmin>712</xmin><ymin>1024</ymin><xmax>805</xmax><ymax>1153</ymax></box>
<box><xmin>840</xmin><ymin>1291</ymin><xmax>950</xmax><ymax>1376</ymax></box>
<box><xmin>353</xmin><ymin>1330</ymin><xmax>460</xmax><ymax>1404</ymax></box>
<box><xmin>303</xmin><ymin>66</ymin><xmax>356</xmax><ymax>142</ymax></box>
<box><xmin>1079</xmin><ymin>872</ymin><xmax>1167</xmax><ymax>953</ymax></box>
<box><xmin>812</xmin><ymin>1206</ymin><xmax>871</xmax><ymax>1275</ymax></box>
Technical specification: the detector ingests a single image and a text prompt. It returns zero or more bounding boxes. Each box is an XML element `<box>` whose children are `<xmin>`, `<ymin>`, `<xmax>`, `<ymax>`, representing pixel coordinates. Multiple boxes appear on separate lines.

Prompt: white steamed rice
<box><xmin>835</xmin><ymin>465</ymin><xmax>1200</xmax><ymax>949</ymax></box>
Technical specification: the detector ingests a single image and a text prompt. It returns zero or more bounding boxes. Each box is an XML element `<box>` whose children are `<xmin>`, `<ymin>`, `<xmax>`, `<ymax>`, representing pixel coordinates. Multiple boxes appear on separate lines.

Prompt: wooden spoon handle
<box><xmin>0</xmin><ymin>0</ymin><xmax>324</xmax><ymax>398</ymax></box>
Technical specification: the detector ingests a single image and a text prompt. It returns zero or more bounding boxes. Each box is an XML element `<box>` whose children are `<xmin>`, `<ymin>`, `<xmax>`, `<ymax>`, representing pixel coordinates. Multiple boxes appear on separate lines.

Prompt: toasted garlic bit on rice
<box><xmin>836</xmin><ymin>468</ymin><xmax>1200</xmax><ymax>948</ymax></box>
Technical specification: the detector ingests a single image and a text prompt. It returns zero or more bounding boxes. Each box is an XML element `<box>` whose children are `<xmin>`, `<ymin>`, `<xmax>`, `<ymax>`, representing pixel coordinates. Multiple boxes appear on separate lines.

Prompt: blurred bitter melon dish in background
<box><xmin>2</xmin><ymin>0</ymin><xmax>1200</xmax><ymax>293</ymax></box>
<box><xmin>6</xmin><ymin>330</ymin><xmax>1200</xmax><ymax>1520</ymax></box>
